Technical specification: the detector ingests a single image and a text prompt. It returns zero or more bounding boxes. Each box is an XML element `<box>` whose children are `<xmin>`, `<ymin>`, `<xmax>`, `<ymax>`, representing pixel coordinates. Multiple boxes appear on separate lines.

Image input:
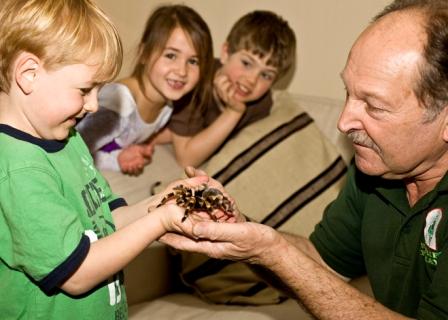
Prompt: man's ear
<box><xmin>441</xmin><ymin>106</ymin><xmax>448</xmax><ymax>142</ymax></box>
<box><xmin>15</xmin><ymin>52</ymin><xmax>40</xmax><ymax>95</ymax></box>
<box><xmin>220</xmin><ymin>42</ymin><xmax>230</xmax><ymax>64</ymax></box>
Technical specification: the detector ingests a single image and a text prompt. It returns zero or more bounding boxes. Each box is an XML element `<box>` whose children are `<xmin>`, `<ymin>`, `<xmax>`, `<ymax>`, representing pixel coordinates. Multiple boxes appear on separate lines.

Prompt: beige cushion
<box><xmin>129</xmin><ymin>293</ymin><xmax>313</xmax><ymax>320</ymax></box>
<box><xmin>174</xmin><ymin>91</ymin><xmax>347</xmax><ymax>305</ymax></box>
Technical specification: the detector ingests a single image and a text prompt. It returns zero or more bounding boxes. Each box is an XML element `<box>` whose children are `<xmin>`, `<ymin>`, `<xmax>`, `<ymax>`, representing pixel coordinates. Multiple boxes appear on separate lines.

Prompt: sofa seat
<box><xmin>123</xmin><ymin>243</ymin><xmax>372</xmax><ymax>320</ymax></box>
<box><xmin>129</xmin><ymin>293</ymin><xmax>312</xmax><ymax>320</ymax></box>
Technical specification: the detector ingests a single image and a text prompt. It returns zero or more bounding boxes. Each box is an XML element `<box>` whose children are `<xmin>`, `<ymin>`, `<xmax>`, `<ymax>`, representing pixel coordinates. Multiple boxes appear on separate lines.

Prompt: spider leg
<box><xmin>203</xmin><ymin>202</ymin><xmax>217</xmax><ymax>221</ymax></box>
<box><xmin>181</xmin><ymin>208</ymin><xmax>192</xmax><ymax>223</ymax></box>
<box><xmin>208</xmin><ymin>208</ymin><xmax>218</xmax><ymax>222</ymax></box>
<box><xmin>157</xmin><ymin>192</ymin><xmax>175</xmax><ymax>208</ymax></box>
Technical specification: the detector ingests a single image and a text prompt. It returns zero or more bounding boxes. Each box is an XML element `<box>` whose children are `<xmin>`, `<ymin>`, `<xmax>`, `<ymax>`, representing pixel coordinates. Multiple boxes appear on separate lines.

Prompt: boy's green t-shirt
<box><xmin>0</xmin><ymin>125</ymin><xmax>128</xmax><ymax>319</ymax></box>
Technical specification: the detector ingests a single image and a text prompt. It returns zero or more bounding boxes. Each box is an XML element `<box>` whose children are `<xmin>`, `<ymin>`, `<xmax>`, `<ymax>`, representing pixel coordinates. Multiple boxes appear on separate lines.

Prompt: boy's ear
<box><xmin>220</xmin><ymin>42</ymin><xmax>230</xmax><ymax>64</ymax></box>
<box><xmin>15</xmin><ymin>52</ymin><xmax>40</xmax><ymax>95</ymax></box>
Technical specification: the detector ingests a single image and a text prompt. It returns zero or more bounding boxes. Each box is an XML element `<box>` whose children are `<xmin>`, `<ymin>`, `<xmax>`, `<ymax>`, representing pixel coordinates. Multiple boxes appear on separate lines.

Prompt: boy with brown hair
<box><xmin>166</xmin><ymin>10</ymin><xmax>296</xmax><ymax>167</ymax></box>
<box><xmin>0</xmin><ymin>0</ymin><xmax>226</xmax><ymax>318</ymax></box>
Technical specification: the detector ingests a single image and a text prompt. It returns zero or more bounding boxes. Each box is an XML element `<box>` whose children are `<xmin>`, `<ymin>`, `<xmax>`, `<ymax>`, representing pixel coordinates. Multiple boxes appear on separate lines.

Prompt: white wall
<box><xmin>96</xmin><ymin>0</ymin><xmax>390</xmax><ymax>101</ymax></box>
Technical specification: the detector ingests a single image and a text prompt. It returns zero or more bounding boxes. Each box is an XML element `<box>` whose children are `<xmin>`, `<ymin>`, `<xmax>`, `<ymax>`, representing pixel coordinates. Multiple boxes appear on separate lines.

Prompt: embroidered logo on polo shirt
<box><xmin>420</xmin><ymin>208</ymin><xmax>443</xmax><ymax>266</ymax></box>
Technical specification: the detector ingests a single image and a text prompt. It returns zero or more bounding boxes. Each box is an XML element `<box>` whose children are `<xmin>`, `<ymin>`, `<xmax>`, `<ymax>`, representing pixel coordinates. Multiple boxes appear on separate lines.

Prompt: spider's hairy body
<box><xmin>157</xmin><ymin>184</ymin><xmax>234</xmax><ymax>222</ymax></box>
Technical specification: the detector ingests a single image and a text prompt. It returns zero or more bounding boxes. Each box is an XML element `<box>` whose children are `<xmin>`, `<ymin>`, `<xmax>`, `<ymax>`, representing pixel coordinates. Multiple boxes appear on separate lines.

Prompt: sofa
<box><xmin>101</xmin><ymin>91</ymin><xmax>372</xmax><ymax>319</ymax></box>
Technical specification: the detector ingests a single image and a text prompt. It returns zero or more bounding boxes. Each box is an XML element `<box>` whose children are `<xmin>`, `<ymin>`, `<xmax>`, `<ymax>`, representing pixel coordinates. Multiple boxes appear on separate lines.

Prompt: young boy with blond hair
<box><xmin>0</xmin><ymin>1</ymin><xmax>225</xmax><ymax>318</ymax></box>
<box><xmin>167</xmin><ymin>10</ymin><xmax>296</xmax><ymax>167</ymax></box>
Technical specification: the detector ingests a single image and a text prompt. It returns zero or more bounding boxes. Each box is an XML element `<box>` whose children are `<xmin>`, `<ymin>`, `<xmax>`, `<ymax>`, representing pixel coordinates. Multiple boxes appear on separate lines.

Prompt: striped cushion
<box><xmin>175</xmin><ymin>91</ymin><xmax>347</xmax><ymax>305</ymax></box>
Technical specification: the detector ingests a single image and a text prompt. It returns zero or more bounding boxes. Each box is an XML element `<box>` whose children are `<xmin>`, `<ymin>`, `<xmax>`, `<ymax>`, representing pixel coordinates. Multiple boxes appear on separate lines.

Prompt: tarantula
<box><xmin>157</xmin><ymin>183</ymin><xmax>234</xmax><ymax>222</ymax></box>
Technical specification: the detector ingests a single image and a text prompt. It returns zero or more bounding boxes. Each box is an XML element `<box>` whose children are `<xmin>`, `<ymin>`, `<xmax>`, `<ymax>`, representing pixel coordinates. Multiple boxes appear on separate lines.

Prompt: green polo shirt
<box><xmin>0</xmin><ymin>126</ymin><xmax>128</xmax><ymax>319</ymax></box>
<box><xmin>310</xmin><ymin>163</ymin><xmax>448</xmax><ymax>319</ymax></box>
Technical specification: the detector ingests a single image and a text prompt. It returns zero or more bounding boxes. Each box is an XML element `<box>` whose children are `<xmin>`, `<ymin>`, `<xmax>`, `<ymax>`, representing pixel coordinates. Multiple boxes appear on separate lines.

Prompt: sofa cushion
<box><xmin>174</xmin><ymin>91</ymin><xmax>347</xmax><ymax>305</ymax></box>
<box><xmin>129</xmin><ymin>293</ymin><xmax>313</xmax><ymax>320</ymax></box>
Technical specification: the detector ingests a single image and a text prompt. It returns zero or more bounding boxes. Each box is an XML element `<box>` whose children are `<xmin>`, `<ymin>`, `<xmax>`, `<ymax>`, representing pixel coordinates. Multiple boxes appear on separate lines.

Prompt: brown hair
<box><xmin>132</xmin><ymin>5</ymin><xmax>214</xmax><ymax>113</ymax></box>
<box><xmin>0</xmin><ymin>0</ymin><xmax>123</xmax><ymax>93</ymax></box>
<box><xmin>226</xmin><ymin>10</ymin><xmax>296</xmax><ymax>79</ymax></box>
<box><xmin>374</xmin><ymin>0</ymin><xmax>448</xmax><ymax>121</ymax></box>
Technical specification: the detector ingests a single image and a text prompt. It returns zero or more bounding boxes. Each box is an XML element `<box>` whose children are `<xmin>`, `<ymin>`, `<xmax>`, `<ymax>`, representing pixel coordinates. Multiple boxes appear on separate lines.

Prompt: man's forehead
<box><xmin>342</xmin><ymin>11</ymin><xmax>425</xmax><ymax>80</ymax></box>
<box><xmin>356</xmin><ymin>10</ymin><xmax>426</xmax><ymax>55</ymax></box>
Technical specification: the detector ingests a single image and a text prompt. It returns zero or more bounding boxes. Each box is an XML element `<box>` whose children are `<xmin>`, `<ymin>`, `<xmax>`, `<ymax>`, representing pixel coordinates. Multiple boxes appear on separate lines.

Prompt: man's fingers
<box><xmin>159</xmin><ymin>233</ymin><xmax>201</xmax><ymax>251</ymax></box>
<box><xmin>184</xmin><ymin>166</ymin><xmax>208</xmax><ymax>178</ymax></box>
<box><xmin>193</xmin><ymin>221</ymin><xmax>246</xmax><ymax>241</ymax></box>
<box><xmin>184</xmin><ymin>166</ymin><xmax>195</xmax><ymax>178</ymax></box>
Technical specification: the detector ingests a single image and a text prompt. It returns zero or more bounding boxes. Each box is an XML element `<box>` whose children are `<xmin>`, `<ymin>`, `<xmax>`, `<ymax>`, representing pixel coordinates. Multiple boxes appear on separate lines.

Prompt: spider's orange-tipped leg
<box><xmin>157</xmin><ymin>192</ymin><xmax>175</xmax><ymax>208</ymax></box>
<box><xmin>209</xmin><ymin>211</ymin><xmax>218</xmax><ymax>222</ymax></box>
<box><xmin>181</xmin><ymin>209</ymin><xmax>191</xmax><ymax>223</ymax></box>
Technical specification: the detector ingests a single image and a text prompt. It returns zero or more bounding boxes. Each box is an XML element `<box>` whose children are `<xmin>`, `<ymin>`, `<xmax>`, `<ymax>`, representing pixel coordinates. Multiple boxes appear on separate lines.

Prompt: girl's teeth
<box><xmin>168</xmin><ymin>80</ymin><xmax>184</xmax><ymax>89</ymax></box>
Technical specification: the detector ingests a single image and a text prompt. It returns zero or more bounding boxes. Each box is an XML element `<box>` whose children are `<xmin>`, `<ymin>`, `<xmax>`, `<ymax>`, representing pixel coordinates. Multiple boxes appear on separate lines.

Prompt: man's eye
<box><xmin>366</xmin><ymin>103</ymin><xmax>385</xmax><ymax>114</ymax></box>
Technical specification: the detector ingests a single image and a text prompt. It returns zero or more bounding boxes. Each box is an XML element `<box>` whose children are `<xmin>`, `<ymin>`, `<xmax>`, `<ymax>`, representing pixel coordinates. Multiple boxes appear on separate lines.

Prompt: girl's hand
<box><xmin>141</xmin><ymin>143</ymin><xmax>155</xmax><ymax>161</ymax></box>
<box><xmin>117</xmin><ymin>144</ymin><xmax>148</xmax><ymax>175</ymax></box>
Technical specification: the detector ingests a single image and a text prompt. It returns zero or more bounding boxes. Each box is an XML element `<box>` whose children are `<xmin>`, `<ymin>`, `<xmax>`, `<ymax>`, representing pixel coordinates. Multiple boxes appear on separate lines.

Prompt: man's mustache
<box><xmin>347</xmin><ymin>131</ymin><xmax>379</xmax><ymax>152</ymax></box>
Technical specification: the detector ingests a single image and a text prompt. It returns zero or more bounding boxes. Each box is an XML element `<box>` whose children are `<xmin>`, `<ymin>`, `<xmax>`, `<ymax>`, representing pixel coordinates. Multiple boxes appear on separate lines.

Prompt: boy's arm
<box><xmin>60</xmin><ymin>203</ymin><xmax>181</xmax><ymax>295</ymax></box>
<box><xmin>171</xmin><ymin>72</ymin><xmax>261</xmax><ymax>167</ymax></box>
<box><xmin>111</xmin><ymin>193</ymin><xmax>161</xmax><ymax>229</ymax></box>
<box><xmin>61</xmin><ymin>175</ymin><xmax>211</xmax><ymax>295</ymax></box>
<box><xmin>171</xmin><ymin>107</ymin><xmax>244</xmax><ymax>168</ymax></box>
<box><xmin>149</xmin><ymin>127</ymin><xmax>173</xmax><ymax>145</ymax></box>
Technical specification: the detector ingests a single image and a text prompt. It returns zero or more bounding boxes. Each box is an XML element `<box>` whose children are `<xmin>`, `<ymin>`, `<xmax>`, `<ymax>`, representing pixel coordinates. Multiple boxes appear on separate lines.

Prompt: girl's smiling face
<box><xmin>142</xmin><ymin>27</ymin><xmax>200</xmax><ymax>103</ymax></box>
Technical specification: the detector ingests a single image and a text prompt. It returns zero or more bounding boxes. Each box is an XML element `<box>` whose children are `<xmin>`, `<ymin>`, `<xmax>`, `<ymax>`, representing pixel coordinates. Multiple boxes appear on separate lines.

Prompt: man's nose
<box><xmin>337</xmin><ymin>97</ymin><xmax>363</xmax><ymax>134</ymax></box>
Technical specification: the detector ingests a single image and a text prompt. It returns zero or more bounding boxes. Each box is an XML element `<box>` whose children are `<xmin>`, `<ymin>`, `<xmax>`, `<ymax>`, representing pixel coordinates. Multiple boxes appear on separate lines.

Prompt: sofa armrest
<box><xmin>294</xmin><ymin>94</ymin><xmax>354</xmax><ymax>163</ymax></box>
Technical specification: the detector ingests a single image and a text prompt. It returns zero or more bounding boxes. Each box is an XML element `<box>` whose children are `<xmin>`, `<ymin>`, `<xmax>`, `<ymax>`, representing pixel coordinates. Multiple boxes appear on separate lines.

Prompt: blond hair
<box><xmin>0</xmin><ymin>0</ymin><xmax>123</xmax><ymax>93</ymax></box>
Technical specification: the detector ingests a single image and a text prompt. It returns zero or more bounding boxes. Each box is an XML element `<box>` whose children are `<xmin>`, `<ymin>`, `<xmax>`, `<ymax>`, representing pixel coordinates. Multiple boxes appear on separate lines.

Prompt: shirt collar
<box><xmin>0</xmin><ymin>124</ymin><xmax>67</xmax><ymax>153</ymax></box>
<box><xmin>373</xmin><ymin>168</ymin><xmax>448</xmax><ymax>215</ymax></box>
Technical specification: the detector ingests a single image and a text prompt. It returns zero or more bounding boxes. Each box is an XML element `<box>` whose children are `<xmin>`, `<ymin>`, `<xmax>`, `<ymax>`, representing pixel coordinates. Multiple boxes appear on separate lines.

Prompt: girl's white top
<box><xmin>76</xmin><ymin>83</ymin><xmax>173</xmax><ymax>171</ymax></box>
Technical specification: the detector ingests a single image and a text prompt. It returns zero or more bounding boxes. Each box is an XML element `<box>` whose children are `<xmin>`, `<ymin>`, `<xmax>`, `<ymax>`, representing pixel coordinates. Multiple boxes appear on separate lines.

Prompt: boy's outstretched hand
<box><xmin>151</xmin><ymin>175</ymin><xmax>232</xmax><ymax>239</ymax></box>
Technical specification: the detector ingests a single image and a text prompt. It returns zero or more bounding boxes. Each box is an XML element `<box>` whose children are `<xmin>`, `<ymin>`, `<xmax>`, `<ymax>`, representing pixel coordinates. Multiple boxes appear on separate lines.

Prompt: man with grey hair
<box><xmin>162</xmin><ymin>0</ymin><xmax>448</xmax><ymax>318</ymax></box>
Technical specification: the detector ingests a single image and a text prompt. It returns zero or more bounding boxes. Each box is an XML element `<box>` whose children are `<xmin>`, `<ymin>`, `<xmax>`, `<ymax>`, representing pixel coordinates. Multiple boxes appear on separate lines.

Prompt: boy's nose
<box><xmin>245</xmin><ymin>70</ymin><xmax>258</xmax><ymax>86</ymax></box>
<box><xmin>84</xmin><ymin>89</ymin><xmax>99</xmax><ymax>113</ymax></box>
